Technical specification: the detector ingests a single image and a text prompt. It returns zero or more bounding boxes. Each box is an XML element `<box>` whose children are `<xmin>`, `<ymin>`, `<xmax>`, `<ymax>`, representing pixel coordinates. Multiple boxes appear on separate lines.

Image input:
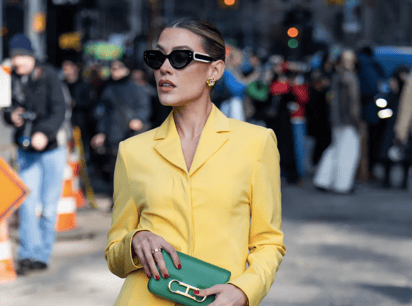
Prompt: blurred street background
<box><xmin>1</xmin><ymin>0</ymin><xmax>412</xmax><ymax>305</ymax></box>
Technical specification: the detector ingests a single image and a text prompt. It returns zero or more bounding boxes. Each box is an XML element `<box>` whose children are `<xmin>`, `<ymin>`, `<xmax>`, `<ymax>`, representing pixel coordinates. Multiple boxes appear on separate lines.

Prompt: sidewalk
<box><xmin>1</xmin><ymin>182</ymin><xmax>411</xmax><ymax>306</ymax></box>
<box><xmin>261</xmin><ymin>181</ymin><xmax>412</xmax><ymax>306</ymax></box>
<box><xmin>1</xmin><ymin>195</ymin><xmax>124</xmax><ymax>306</ymax></box>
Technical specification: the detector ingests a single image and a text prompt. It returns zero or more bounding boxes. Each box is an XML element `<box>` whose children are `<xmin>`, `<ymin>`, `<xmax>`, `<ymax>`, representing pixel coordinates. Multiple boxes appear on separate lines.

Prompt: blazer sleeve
<box><xmin>105</xmin><ymin>141</ymin><xmax>146</xmax><ymax>278</ymax></box>
<box><xmin>228</xmin><ymin>129</ymin><xmax>286</xmax><ymax>306</ymax></box>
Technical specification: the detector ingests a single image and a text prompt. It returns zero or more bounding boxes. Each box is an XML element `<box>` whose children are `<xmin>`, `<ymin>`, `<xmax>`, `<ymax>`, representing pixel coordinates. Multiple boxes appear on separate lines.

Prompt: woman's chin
<box><xmin>159</xmin><ymin>98</ymin><xmax>185</xmax><ymax>107</ymax></box>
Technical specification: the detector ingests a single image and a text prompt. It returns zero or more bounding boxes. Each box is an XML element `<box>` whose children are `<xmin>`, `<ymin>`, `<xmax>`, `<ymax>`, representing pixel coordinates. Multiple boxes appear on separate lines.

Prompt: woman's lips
<box><xmin>158</xmin><ymin>80</ymin><xmax>176</xmax><ymax>93</ymax></box>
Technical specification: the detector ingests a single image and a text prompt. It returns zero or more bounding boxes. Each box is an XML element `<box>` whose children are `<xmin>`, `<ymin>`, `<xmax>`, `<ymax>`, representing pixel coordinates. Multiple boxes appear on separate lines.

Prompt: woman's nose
<box><xmin>159</xmin><ymin>58</ymin><xmax>173</xmax><ymax>74</ymax></box>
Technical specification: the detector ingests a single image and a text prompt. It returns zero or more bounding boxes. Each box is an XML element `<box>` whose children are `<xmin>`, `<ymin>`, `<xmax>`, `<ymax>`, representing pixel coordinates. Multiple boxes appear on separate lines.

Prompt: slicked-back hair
<box><xmin>166</xmin><ymin>18</ymin><xmax>226</xmax><ymax>63</ymax></box>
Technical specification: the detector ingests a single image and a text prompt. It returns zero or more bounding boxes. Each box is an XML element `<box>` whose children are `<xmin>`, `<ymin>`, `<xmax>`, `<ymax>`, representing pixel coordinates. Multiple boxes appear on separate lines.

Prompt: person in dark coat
<box><xmin>91</xmin><ymin>56</ymin><xmax>151</xmax><ymax>201</ymax></box>
<box><xmin>62</xmin><ymin>58</ymin><xmax>95</xmax><ymax>163</ymax></box>
<box><xmin>377</xmin><ymin>65</ymin><xmax>411</xmax><ymax>189</ymax></box>
<box><xmin>132</xmin><ymin>67</ymin><xmax>171</xmax><ymax>129</ymax></box>
<box><xmin>266</xmin><ymin>72</ymin><xmax>300</xmax><ymax>184</ymax></box>
<box><xmin>3</xmin><ymin>34</ymin><xmax>67</xmax><ymax>275</ymax></box>
<box><xmin>357</xmin><ymin>46</ymin><xmax>385</xmax><ymax>177</ymax></box>
<box><xmin>306</xmin><ymin>70</ymin><xmax>332</xmax><ymax>166</ymax></box>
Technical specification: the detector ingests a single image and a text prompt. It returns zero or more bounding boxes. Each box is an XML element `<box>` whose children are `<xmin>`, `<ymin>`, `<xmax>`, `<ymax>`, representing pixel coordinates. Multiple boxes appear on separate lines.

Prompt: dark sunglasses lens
<box><xmin>170</xmin><ymin>51</ymin><xmax>191</xmax><ymax>69</ymax></box>
<box><xmin>145</xmin><ymin>51</ymin><xmax>164</xmax><ymax>69</ymax></box>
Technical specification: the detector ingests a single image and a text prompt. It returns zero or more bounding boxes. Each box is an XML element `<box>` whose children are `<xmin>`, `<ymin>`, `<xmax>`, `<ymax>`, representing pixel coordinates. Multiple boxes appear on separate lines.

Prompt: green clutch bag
<box><xmin>147</xmin><ymin>250</ymin><xmax>231</xmax><ymax>306</ymax></box>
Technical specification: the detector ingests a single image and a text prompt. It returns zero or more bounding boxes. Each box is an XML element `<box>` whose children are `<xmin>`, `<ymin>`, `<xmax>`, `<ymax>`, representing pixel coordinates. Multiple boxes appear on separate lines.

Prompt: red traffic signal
<box><xmin>287</xmin><ymin>27</ymin><xmax>299</xmax><ymax>38</ymax></box>
<box><xmin>219</xmin><ymin>0</ymin><xmax>238</xmax><ymax>9</ymax></box>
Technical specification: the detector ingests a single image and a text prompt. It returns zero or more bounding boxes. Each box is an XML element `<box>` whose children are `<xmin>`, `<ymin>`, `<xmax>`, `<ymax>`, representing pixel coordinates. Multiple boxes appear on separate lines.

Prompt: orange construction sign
<box><xmin>0</xmin><ymin>157</ymin><xmax>29</xmax><ymax>221</ymax></box>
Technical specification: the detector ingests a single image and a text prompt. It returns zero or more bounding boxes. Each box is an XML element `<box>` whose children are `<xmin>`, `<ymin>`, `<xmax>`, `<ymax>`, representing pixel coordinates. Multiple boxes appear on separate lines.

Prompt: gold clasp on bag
<box><xmin>168</xmin><ymin>279</ymin><xmax>207</xmax><ymax>303</ymax></box>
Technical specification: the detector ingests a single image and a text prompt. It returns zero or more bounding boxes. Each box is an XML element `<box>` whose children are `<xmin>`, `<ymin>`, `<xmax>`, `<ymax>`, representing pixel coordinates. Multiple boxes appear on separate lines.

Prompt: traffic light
<box><xmin>287</xmin><ymin>27</ymin><xmax>299</xmax><ymax>49</ymax></box>
<box><xmin>219</xmin><ymin>0</ymin><xmax>238</xmax><ymax>9</ymax></box>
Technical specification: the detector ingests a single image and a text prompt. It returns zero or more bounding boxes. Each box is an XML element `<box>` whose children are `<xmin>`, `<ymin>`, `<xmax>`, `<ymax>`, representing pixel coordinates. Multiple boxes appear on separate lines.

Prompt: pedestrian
<box><xmin>313</xmin><ymin>49</ymin><xmax>363</xmax><ymax>193</ymax></box>
<box><xmin>357</xmin><ymin>45</ymin><xmax>385</xmax><ymax>178</ymax></box>
<box><xmin>105</xmin><ymin>18</ymin><xmax>286</xmax><ymax>306</ymax></box>
<box><xmin>132</xmin><ymin>67</ymin><xmax>171</xmax><ymax>129</ymax></box>
<box><xmin>218</xmin><ymin>47</ymin><xmax>259</xmax><ymax>121</ymax></box>
<box><xmin>290</xmin><ymin>73</ymin><xmax>310</xmax><ymax>178</ymax></box>
<box><xmin>61</xmin><ymin>56</ymin><xmax>95</xmax><ymax>164</ymax></box>
<box><xmin>267</xmin><ymin>70</ymin><xmax>300</xmax><ymax>185</ymax></box>
<box><xmin>378</xmin><ymin>65</ymin><xmax>411</xmax><ymax>189</ymax></box>
<box><xmin>393</xmin><ymin>68</ymin><xmax>412</xmax><ymax>189</ymax></box>
<box><xmin>91</xmin><ymin>55</ymin><xmax>151</xmax><ymax>206</ymax></box>
<box><xmin>2</xmin><ymin>34</ymin><xmax>67</xmax><ymax>275</ymax></box>
<box><xmin>306</xmin><ymin>70</ymin><xmax>332</xmax><ymax>166</ymax></box>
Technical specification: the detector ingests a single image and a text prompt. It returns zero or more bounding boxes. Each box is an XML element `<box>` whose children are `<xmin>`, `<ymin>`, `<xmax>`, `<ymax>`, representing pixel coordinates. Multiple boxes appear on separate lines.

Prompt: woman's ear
<box><xmin>208</xmin><ymin>60</ymin><xmax>225</xmax><ymax>82</ymax></box>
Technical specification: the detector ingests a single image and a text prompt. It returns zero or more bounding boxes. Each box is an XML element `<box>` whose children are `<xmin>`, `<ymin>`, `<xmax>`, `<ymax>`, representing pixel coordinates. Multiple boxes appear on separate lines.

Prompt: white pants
<box><xmin>313</xmin><ymin>125</ymin><xmax>360</xmax><ymax>193</ymax></box>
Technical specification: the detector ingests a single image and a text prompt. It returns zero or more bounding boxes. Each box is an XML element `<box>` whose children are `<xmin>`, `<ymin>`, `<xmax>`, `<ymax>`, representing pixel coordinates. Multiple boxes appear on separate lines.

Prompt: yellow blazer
<box><xmin>105</xmin><ymin>104</ymin><xmax>286</xmax><ymax>306</ymax></box>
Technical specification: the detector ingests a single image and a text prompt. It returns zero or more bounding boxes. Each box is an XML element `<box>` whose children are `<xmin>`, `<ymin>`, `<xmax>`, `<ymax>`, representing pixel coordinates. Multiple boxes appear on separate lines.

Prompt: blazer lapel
<box><xmin>189</xmin><ymin>105</ymin><xmax>230</xmax><ymax>176</ymax></box>
<box><xmin>153</xmin><ymin>105</ymin><xmax>231</xmax><ymax>175</ymax></box>
<box><xmin>154</xmin><ymin>112</ymin><xmax>188</xmax><ymax>173</ymax></box>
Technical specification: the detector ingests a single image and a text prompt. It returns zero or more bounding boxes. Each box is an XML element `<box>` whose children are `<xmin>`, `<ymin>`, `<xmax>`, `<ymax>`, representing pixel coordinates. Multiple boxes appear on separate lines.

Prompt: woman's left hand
<box><xmin>195</xmin><ymin>284</ymin><xmax>248</xmax><ymax>306</ymax></box>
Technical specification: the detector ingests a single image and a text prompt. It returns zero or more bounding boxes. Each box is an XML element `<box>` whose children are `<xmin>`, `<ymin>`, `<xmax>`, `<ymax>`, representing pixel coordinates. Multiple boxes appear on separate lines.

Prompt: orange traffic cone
<box><xmin>69</xmin><ymin>150</ymin><xmax>85</xmax><ymax>209</ymax></box>
<box><xmin>0</xmin><ymin>220</ymin><xmax>16</xmax><ymax>284</ymax></box>
<box><xmin>55</xmin><ymin>163</ymin><xmax>77</xmax><ymax>232</ymax></box>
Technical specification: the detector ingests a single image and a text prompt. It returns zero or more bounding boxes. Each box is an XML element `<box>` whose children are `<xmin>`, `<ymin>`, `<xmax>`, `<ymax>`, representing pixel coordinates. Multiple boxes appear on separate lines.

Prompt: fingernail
<box><xmin>146</xmin><ymin>274</ymin><xmax>151</xmax><ymax>279</ymax></box>
<box><xmin>163</xmin><ymin>273</ymin><xmax>169</xmax><ymax>279</ymax></box>
<box><xmin>194</xmin><ymin>290</ymin><xmax>199</xmax><ymax>295</ymax></box>
<box><xmin>177</xmin><ymin>264</ymin><xmax>181</xmax><ymax>269</ymax></box>
<box><xmin>155</xmin><ymin>275</ymin><xmax>160</xmax><ymax>281</ymax></box>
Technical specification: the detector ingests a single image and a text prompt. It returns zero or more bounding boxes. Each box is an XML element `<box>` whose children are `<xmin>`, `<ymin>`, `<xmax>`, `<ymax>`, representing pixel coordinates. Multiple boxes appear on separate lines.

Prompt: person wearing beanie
<box><xmin>8</xmin><ymin>34</ymin><xmax>35</xmax><ymax>58</ymax></box>
<box><xmin>3</xmin><ymin>34</ymin><xmax>67</xmax><ymax>275</ymax></box>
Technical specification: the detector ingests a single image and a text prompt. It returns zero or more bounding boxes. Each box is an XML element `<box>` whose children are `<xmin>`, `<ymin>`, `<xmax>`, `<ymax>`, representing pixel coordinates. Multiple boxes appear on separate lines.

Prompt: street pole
<box><xmin>127</xmin><ymin>0</ymin><xmax>143</xmax><ymax>41</ymax></box>
<box><xmin>25</xmin><ymin>0</ymin><xmax>47</xmax><ymax>62</ymax></box>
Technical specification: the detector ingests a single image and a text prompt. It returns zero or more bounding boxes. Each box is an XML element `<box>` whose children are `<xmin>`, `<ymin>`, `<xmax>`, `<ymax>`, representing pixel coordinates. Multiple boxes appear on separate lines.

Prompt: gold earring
<box><xmin>207</xmin><ymin>78</ymin><xmax>215</xmax><ymax>87</ymax></box>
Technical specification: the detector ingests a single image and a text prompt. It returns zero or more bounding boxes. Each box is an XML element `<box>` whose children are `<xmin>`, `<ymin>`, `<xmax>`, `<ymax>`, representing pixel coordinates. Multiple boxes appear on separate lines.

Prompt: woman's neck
<box><xmin>173</xmin><ymin>99</ymin><xmax>213</xmax><ymax>140</ymax></box>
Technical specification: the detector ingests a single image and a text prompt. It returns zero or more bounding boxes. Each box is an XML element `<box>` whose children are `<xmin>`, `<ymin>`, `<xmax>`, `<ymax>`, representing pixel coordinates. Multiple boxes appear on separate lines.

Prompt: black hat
<box><xmin>9</xmin><ymin>34</ymin><xmax>35</xmax><ymax>57</ymax></box>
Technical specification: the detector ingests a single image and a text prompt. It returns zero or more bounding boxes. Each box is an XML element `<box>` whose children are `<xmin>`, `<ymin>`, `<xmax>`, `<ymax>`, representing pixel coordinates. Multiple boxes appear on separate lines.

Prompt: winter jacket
<box><xmin>358</xmin><ymin>53</ymin><xmax>384</xmax><ymax>97</ymax></box>
<box><xmin>330</xmin><ymin>67</ymin><xmax>361</xmax><ymax>128</ymax></box>
<box><xmin>3</xmin><ymin>63</ymin><xmax>66</xmax><ymax>152</ymax></box>
<box><xmin>96</xmin><ymin>76</ymin><xmax>151</xmax><ymax>151</ymax></box>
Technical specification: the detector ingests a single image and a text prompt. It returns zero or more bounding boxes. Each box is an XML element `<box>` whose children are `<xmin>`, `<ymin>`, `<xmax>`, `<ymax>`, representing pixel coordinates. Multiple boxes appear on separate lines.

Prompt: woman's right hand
<box><xmin>132</xmin><ymin>231</ymin><xmax>181</xmax><ymax>280</ymax></box>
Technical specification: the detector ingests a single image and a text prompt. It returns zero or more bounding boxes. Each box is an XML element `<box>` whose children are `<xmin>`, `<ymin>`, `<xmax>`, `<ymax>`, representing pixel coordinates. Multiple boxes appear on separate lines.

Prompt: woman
<box><xmin>313</xmin><ymin>49</ymin><xmax>362</xmax><ymax>193</ymax></box>
<box><xmin>219</xmin><ymin>47</ymin><xmax>259</xmax><ymax>121</ymax></box>
<box><xmin>379</xmin><ymin>65</ymin><xmax>411</xmax><ymax>189</ymax></box>
<box><xmin>105</xmin><ymin>19</ymin><xmax>286</xmax><ymax>306</ymax></box>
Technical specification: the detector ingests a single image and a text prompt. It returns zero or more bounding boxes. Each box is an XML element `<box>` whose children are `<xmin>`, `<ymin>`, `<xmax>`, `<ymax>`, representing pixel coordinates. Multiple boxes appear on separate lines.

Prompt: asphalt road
<box><xmin>1</xmin><ymin>179</ymin><xmax>411</xmax><ymax>306</ymax></box>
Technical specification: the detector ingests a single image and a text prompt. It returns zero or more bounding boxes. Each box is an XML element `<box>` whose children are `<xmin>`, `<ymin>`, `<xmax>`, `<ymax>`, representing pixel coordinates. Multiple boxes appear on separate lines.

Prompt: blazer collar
<box><xmin>154</xmin><ymin>104</ymin><xmax>230</xmax><ymax>175</ymax></box>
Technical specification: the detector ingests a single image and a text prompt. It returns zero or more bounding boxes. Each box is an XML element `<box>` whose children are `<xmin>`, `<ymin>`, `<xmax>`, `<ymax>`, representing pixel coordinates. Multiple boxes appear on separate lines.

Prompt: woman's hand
<box><xmin>195</xmin><ymin>284</ymin><xmax>248</xmax><ymax>306</ymax></box>
<box><xmin>132</xmin><ymin>231</ymin><xmax>181</xmax><ymax>280</ymax></box>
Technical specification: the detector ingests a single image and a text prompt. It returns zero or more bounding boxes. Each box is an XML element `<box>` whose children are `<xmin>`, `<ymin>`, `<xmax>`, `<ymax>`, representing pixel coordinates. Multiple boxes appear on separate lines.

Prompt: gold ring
<box><xmin>152</xmin><ymin>248</ymin><xmax>162</xmax><ymax>254</ymax></box>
